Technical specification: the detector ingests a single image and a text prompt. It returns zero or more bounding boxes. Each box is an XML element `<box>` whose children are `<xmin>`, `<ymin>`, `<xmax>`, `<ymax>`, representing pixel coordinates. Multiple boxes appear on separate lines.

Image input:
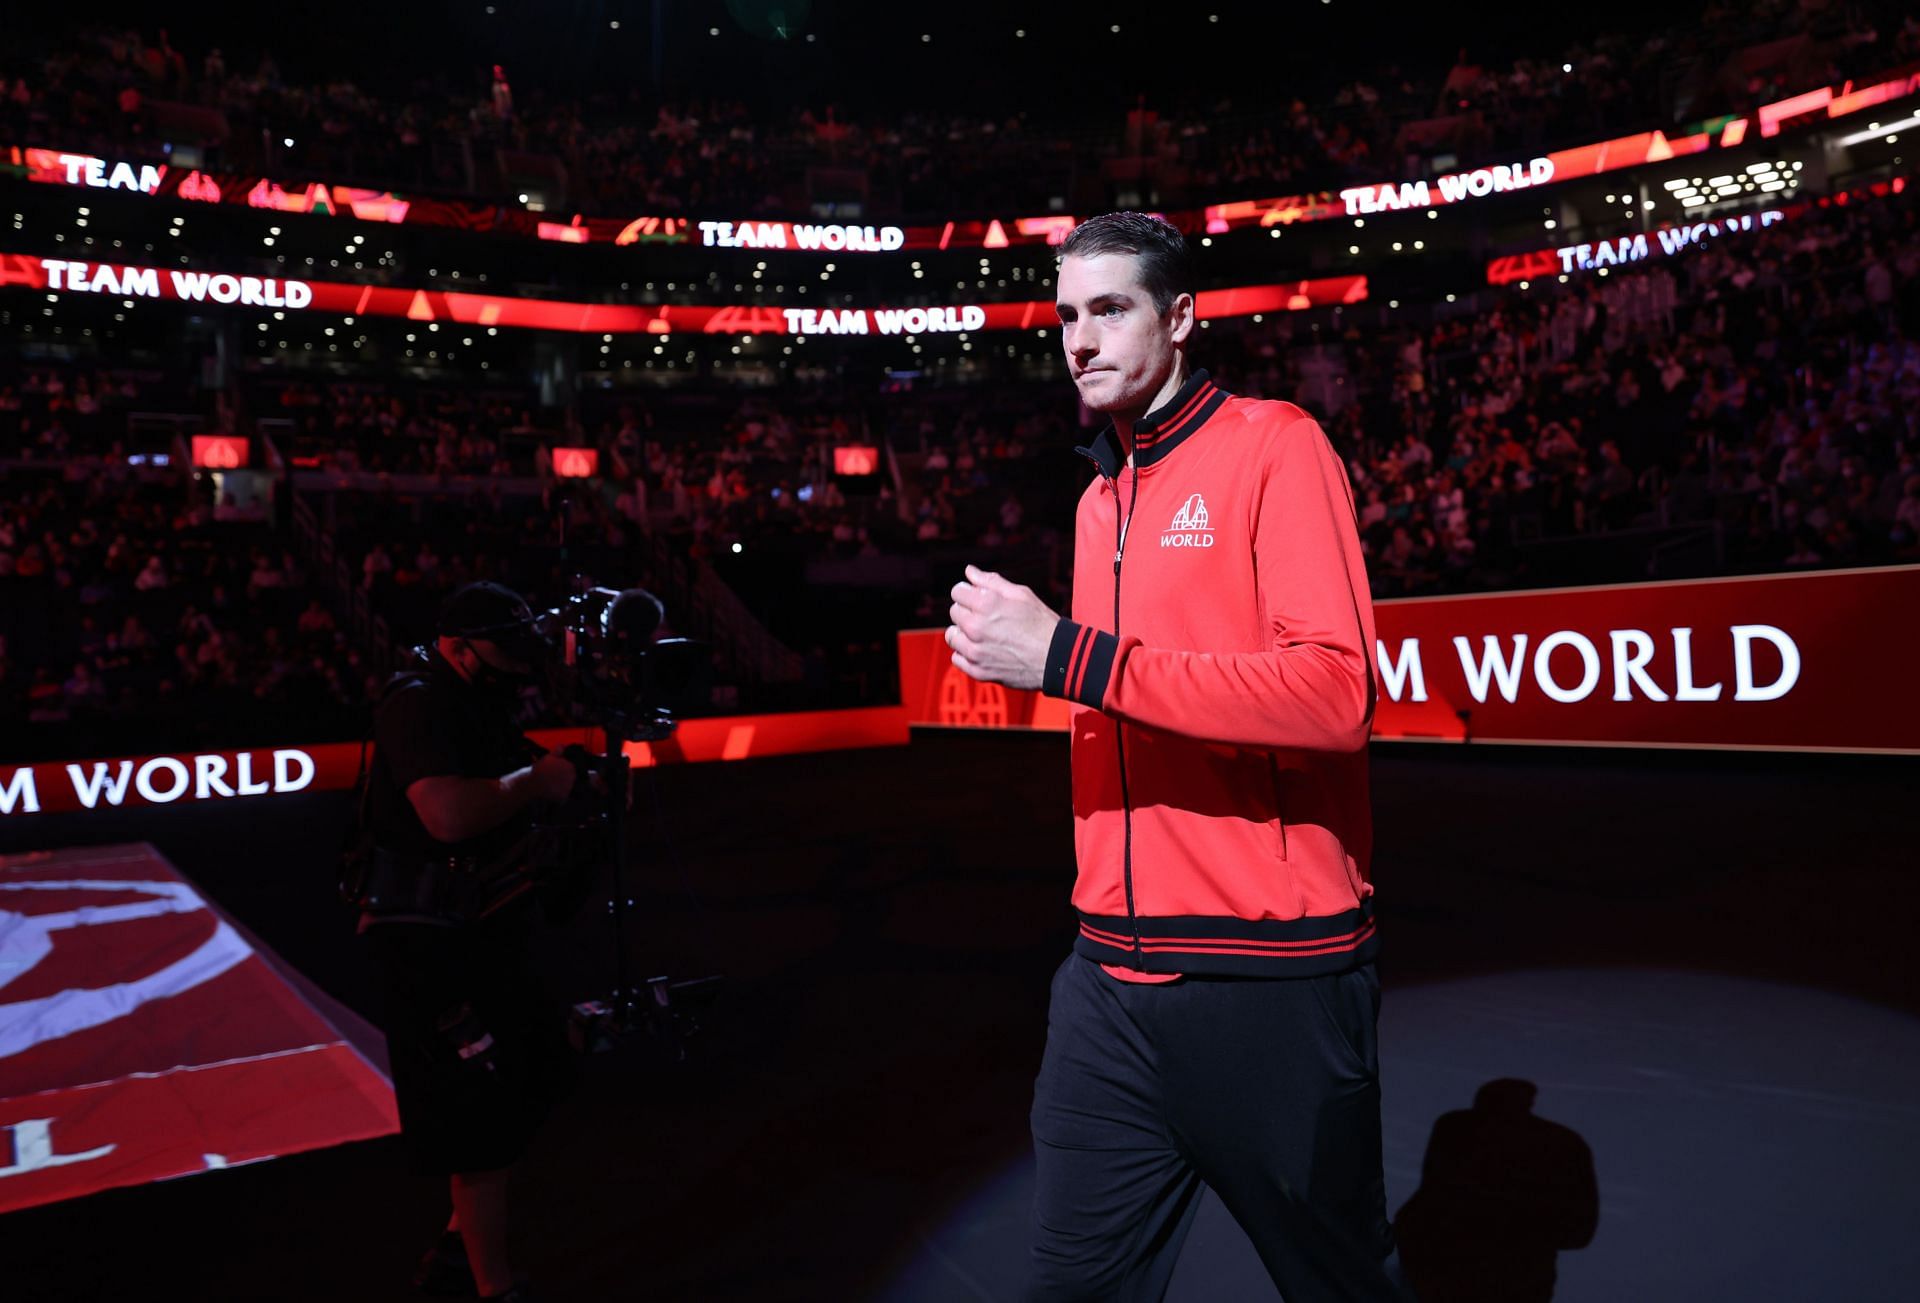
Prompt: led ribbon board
<box><xmin>897</xmin><ymin>566</ymin><xmax>1920</xmax><ymax>754</ymax></box>
<box><xmin>10</xmin><ymin>63</ymin><xmax>1914</xmax><ymax>251</ymax></box>
<box><xmin>0</xmin><ymin>253</ymin><xmax>1365</xmax><ymax>333</ymax></box>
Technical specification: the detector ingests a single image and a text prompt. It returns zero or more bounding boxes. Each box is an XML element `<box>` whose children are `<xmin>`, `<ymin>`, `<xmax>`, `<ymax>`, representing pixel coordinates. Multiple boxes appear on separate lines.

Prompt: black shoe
<box><xmin>411</xmin><ymin>1230</ymin><xmax>477</xmax><ymax>1297</ymax></box>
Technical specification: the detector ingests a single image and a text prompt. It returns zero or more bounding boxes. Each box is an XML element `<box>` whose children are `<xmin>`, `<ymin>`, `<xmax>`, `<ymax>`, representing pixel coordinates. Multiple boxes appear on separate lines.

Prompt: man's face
<box><xmin>1055</xmin><ymin>253</ymin><xmax>1191</xmax><ymax>417</ymax></box>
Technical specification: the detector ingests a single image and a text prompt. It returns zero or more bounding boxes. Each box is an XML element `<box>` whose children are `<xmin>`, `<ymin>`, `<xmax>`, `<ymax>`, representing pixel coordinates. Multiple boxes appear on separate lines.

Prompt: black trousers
<box><xmin>361</xmin><ymin>913</ymin><xmax>573</xmax><ymax>1175</ymax></box>
<box><xmin>1026</xmin><ymin>954</ymin><xmax>1403</xmax><ymax>1303</ymax></box>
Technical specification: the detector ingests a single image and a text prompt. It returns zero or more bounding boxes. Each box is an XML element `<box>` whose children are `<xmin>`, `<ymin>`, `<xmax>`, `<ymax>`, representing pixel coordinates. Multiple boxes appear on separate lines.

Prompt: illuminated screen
<box><xmin>190</xmin><ymin>435</ymin><xmax>249</xmax><ymax>469</ymax></box>
<box><xmin>551</xmin><ymin>447</ymin><xmax>599</xmax><ymax>478</ymax></box>
<box><xmin>834</xmin><ymin>446</ymin><xmax>880</xmax><ymax>475</ymax></box>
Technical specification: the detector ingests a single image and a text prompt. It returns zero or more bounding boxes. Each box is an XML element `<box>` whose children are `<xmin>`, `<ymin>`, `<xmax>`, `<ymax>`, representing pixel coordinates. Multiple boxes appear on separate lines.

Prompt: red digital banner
<box><xmin>0</xmin><ymin>251</ymin><xmax>1364</xmax><ymax>334</ymax></box>
<box><xmin>0</xmin><ymin>708</ymin><xmax>910</xmax><ymax>819</ymax></box>
<box><xmin>4</xmin><ymin>567</ymin><xmax>1909</xmax><ymax>825</ymax></box>
<box><xmin>897</xmin><ymin>566</ymin><xmax>1920</xmax><ymax>754</ymax></box>
<box><xmin>833</xmin><ymin>446</ymin><xmax>880</xmax><ymax>475</ymax></box>
<box><xmin>2</xmin><ymin>145</ymin><xmax>1061</xmax><ymax>253</ymax></box>
<box><xmin>10</xmin><ymin>63</ymin><xmax>1913</xmax><ymax>252</ymax></box>
<box><xmin>551</xmin><ymin>447</ymin><xmax>599</xmax><ymax>478</ymax></box>
<box><xmin>190</xmin><ymin>434</ymin><xmax>249</xmax><ymax>469</ymax></box>
<box><xmin>1485</xmin><ymin>175</ymin><xmax>1909</xmax><ymax>286</ymax></box>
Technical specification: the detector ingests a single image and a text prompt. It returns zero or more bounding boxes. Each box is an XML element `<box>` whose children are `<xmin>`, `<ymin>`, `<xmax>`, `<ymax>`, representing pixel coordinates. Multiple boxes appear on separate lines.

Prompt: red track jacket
<box><xmin>1040</xmin><ymin>369</ymin><xmax>1380</xmax><ymax>978</ymax></box>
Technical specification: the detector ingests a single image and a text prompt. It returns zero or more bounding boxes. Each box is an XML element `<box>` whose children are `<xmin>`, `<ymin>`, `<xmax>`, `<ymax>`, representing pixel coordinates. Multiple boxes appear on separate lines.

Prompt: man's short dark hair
<box><xmin>1057</xmin><ymin>212</ymin><xmax>1195</xmax><ymax>315</ymax></box>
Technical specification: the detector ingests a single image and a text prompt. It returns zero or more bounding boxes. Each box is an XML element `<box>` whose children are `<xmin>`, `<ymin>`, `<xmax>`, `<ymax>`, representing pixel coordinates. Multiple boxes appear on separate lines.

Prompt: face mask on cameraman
<box><xmin>433</xmin><ymin>581</ymin><xmax>546</xmax><ymax>706</ymax></box>
<box><xmin>452</xmin><ymin>636</ymin><xmax>537</xmax><ymax>702</ymax></box>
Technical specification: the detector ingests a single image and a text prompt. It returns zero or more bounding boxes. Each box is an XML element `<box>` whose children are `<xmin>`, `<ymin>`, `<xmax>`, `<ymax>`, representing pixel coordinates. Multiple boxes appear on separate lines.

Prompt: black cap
<box><xmin>437</xmin><ymin>581</ymin><xmax>539</xmax><ymax>656</ymax></box>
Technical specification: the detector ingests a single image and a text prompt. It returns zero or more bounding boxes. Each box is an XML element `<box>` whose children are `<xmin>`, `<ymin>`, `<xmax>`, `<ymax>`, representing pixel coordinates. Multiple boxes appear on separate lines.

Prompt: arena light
<box><xmin>1839</xmin><ymin>115</ymin><xmax>1919</xmax><ymax>146</ymax></box>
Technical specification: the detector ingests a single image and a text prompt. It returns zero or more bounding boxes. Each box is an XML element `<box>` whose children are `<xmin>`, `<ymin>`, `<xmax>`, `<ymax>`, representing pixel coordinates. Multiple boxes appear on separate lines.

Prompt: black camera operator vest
<box><xmin>354</xmin><ymin>648</ymin><xmax>544</xmax><ymax>925</ymax></box>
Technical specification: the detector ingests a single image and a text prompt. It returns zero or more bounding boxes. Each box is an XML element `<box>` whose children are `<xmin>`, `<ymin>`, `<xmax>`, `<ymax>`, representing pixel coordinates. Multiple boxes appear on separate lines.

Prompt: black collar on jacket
<box><xmin>1075</xmin><ymin>368</ymin><xmax>1231</xmax><ymax>479</ymax></box>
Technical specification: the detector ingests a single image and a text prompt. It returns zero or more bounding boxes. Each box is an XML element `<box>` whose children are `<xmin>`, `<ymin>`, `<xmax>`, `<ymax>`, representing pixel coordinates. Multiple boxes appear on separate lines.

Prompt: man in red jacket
<box><xmin>947</xmin><ymin>212</ymin><xmax>1402</xmax><ymax>1301</ymax></box>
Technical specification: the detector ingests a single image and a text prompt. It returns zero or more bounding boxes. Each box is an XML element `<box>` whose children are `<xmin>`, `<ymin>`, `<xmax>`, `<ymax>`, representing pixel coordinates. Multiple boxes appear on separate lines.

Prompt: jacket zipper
<box><xmin>1111</xmin><ymin>465</ymin><xmax>1142</xmax><ymax>964</ymax></box>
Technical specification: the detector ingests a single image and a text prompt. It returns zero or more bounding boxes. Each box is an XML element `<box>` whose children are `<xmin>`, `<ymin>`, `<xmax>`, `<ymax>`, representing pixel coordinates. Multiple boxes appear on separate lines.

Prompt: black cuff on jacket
<box><xmin>1041</xmin><ymin>619</ymin><xmax>1119</xmax><ymax>709</ymax></box>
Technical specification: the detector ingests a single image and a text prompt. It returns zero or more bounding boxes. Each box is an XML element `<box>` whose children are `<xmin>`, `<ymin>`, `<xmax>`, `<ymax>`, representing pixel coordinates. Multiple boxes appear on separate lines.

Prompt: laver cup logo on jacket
<box><xmin>1163</xmin><ymin>493</ymin><xmax>1213</xmax><ymax>547</ymax></box>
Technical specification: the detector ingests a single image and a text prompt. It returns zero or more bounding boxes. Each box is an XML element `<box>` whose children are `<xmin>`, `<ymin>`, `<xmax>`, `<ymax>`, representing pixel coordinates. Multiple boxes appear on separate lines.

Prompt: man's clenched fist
<box><xmin>946</xmin><ymin>564</ymin><xmax>1061</xmax><ymax>691</ymax></box>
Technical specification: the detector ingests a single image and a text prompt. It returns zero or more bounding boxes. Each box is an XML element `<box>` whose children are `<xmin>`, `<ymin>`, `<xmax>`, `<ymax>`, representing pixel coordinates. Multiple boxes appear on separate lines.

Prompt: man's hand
<box><xmin>556</xmin><ymin>746</ymin><xmax>637</xmax><ymax>809</ymax></box>
<box><xmin>531</xmin><ymin>753</ymin><xmax>579</xmax><ymax>803</ymax></box>
<box><xmin>946</xmin><ymin>565</ymin><xmax>1060</xmax><ymax>690</ymax></box>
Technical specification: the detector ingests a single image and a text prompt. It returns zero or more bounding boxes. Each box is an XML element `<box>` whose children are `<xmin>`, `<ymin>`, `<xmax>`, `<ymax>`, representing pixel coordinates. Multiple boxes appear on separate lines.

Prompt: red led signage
<box><xmin>11</xmin><ymin>62</ymin><xmax>1912</xmax><ymax>255</ymax></box>
<box><xmin>833</xmin><ymin>446</ymin><xmax>880</xmax><ymax>475</ymax></box>
<box><xmin>0</xmin><ymin>252</ymin><xmax>1366</xmax><ymax>334</ymax></box>
<box><xmin>551</xmin><ymin>446</ymin><xmax>599</xmax><ymax>478</ymax></box>
<box><xmin>0</xmin><ymin>710</ymin><xmax>911</xmax><ymax>817</ymax></box>
<box><xmin>898</xmin><ymin>566</ymin><xmax>1920</xmax><ymax>754</ymax></box>
<box><xmin>1484</xmin><ymin>174</ymin><xmax>1908</xmax><ymax>287</ymax></box>
<box><xmin>190</xmin><ymin>435</ymin><xmax>249</xmax><ymax>469</ymax></box>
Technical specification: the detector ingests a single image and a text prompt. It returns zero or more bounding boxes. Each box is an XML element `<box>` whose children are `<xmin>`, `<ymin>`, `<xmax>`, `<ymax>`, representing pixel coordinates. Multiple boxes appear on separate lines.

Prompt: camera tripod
<box><xmin>561</xmin><ymin>728</ymin><xmax>722</xmax><ymax>1063</ymax></box>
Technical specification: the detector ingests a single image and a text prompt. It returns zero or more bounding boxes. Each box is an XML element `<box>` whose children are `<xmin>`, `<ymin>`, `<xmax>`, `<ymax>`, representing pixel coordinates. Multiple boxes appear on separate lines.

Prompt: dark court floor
<box><xmin>3</xmin><ymin>733</ymin><xmax>1916</xmax><ymax>1302</ymax></box>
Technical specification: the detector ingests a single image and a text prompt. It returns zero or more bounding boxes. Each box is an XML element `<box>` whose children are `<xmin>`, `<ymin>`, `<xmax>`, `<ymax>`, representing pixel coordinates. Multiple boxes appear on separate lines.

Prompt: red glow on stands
<box><xmin>551</xmin><ymin>447</ymin><xmax>599</xmax><ymax>478</ymax></box>
<box><xmin>983</xmin><ymin>219</ymin><xmax>1010</xmax><ymax>249</ymax></box>
<box><xmin>1721</xmin><ymin>116</ymin><xmax>1749</xmax><ymax>147</ymax></box>
<box><xmin>190</xmin><ymin>435</ymin><xmax>248</xmax><ymax>469</ymax></box>
<box><xmin>834</xmin><ymin>446</ymin><xmax>879</xmax><ymax>475</ymax></box>
<box><xmin>538</xmin><ymin>221</ymin><xmax>588</xmax><ymax>244</ymax></box>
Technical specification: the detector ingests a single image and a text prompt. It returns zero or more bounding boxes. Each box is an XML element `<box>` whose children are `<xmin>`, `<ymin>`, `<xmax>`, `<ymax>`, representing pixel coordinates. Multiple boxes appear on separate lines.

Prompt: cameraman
<box><xmin>358</xmin><ymin>581</ymin><xmax>579</xmax><ymax>1303</ymax></box>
